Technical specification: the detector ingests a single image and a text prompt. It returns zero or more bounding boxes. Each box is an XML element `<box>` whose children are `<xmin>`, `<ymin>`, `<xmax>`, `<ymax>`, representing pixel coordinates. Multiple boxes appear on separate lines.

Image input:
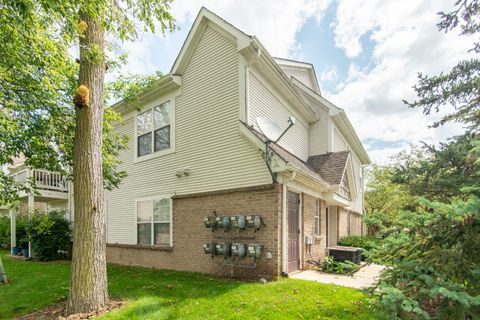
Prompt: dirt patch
<box><xmin>16</xmin><ymin>300</ymin><xmax>124</xmax><ymax>320</ymax></box>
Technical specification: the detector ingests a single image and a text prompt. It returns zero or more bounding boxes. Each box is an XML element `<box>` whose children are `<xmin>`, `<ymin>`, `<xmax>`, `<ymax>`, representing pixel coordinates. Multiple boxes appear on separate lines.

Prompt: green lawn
<box><xmin>0</xmin><ymin>250</ymin><xmax>385</xmax><ymax>319</ymax></box>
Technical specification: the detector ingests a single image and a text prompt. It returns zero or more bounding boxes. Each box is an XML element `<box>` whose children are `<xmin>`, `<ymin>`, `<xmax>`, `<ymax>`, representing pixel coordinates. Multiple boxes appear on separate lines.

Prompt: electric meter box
<box><xmin>230</xmin><ymin>215</ymin><xmax>246</xmax><ymax>229</ymax></box>
<box><xmin>215</xmin><ymin>243</ymin><xmax>231</xmax><ymax>257</ymax></box>
<box><xmin>203</xmin><ymin>242</ymin><xmax>216</xmax><ymax>255</ymax></box>
<box><xmin>222</xmin><ymin>216</ymin><xmax>231</xmax><ymax>230</ymax></box>
<box><xmin>204</xmin><ymin>217</ymin><xmax>216</xmax><ymax>229</ymax></box>
<box><xmin>245</xmin><ymin>215</ymin><xmax>262</xmax><ymax>229</ymax></box>
<box><xmin>231</xmin><ymin>243</ymin><xmax>246</xmax><ymax>257</ymax></box>
<box><xmin>247</xmin><ymin>244</ymin><xmax>262</xmax><ymax>259</ymax></box>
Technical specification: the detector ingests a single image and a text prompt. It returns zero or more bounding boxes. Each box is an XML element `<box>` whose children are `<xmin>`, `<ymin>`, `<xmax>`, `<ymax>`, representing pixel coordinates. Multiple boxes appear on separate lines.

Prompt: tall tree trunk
<box><xmin>66</xmin><ymin>10</ymin><xmax>108</xmax><ymax>315</ymax></box>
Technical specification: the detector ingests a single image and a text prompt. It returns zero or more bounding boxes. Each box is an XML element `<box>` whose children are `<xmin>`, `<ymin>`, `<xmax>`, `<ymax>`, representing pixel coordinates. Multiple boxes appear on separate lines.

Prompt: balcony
<box><xmin>12</xmin><ymin>169</ymin><xmax>68</xmax><ymax>193</ymax></box>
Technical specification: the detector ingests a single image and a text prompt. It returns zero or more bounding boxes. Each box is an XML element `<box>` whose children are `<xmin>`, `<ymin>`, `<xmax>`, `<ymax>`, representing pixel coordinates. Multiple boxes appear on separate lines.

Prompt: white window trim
<box><xmin>315</xmin><ymin>199</ymin><xmax>321</xmax><ymax>236</ymax></box>
<box><xmin>133</xmin><ymin>95</ymin><xmax>176</xmax><ymax>164</ymax></box>
<box><xmin>135</xmin><ymin>195</ymin><xmax>173</xmax><ymax>247</ymax></box>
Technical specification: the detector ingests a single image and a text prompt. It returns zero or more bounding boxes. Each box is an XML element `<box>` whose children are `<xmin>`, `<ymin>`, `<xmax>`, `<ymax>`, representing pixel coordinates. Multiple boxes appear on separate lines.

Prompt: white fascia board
<box><xmin>324</xmin><ymin>191</ymin><xmax>351</xmax><ymax>207</ymax></box>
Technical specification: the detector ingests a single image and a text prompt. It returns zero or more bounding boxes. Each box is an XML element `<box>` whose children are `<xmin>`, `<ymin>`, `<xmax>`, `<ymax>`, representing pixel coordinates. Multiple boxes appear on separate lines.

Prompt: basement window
<box><xmin>136</xmin><ymin>197</ymin><xmax>172</xmax><ymax>246</ymax></box>
<box><xmin>136</xmin><ymin>100</ymin><xmax>173</xmax><ymax>159</ymax></box>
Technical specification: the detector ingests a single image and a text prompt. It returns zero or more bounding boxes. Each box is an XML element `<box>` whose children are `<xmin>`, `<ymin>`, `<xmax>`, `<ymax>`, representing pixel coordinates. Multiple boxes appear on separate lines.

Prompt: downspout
<box><xmin>281</xmin><ymin>169</ymin><xmax>296</xmax><ymax>276</ymax></box>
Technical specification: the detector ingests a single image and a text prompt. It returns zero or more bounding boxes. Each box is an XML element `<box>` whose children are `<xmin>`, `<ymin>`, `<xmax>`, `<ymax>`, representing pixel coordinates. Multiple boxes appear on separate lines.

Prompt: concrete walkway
<box><xmin>290</xmin><ymin>263</ymin><xmax>384</xmax><ymax>289</ymax></box>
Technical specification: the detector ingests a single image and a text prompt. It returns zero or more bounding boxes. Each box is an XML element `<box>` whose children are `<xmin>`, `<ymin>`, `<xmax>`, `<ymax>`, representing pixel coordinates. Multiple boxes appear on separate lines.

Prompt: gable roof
<box><xmin>273</xmin><ymin>57</ymin><xmax>321</xmax><ymax>94</ymax></box>
<box><xmin>241</xmin><ymin>122</ymin><xmax>330</xmax><ymax>186</ymax></box>
<box><xmin>307</xmin><ymin>151</ymin><xmax>350</xmax><ymax>185</ymax></box>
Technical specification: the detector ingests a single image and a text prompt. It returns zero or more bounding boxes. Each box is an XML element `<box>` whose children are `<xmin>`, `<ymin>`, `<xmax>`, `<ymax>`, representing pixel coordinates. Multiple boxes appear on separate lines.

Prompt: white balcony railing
<box><xmin>12</xmin><ymin>169</ymin><xmax>68</xmax><ymax>193</ymax></box>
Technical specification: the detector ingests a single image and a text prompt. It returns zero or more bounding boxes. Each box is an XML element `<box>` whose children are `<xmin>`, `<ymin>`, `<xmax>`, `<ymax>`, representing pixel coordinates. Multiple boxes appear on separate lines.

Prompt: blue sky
<box><xmin>116</xmin><ymin>0</ymin><xmax>472</xmax><ymax>164</ymax></box>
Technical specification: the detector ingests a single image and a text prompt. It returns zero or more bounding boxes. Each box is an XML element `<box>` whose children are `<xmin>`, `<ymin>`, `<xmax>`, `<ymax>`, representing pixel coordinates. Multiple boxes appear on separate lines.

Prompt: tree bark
<box><xmin>66</xmin><ymin>10</ymin><xmax>108</xmax><ymax>315</ymax></box>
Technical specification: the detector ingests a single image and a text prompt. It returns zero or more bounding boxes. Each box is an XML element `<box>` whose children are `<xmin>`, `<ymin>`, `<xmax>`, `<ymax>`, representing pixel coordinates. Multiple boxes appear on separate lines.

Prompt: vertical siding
<box><xmin>106</xmin><ymin>26</ymin><xmax>271</xmax><ymax>244</ymax></box>
<box><xmin>248</xmin><ymin>71</ymin><xmax>309</xmax><ymax>161</ymax></box>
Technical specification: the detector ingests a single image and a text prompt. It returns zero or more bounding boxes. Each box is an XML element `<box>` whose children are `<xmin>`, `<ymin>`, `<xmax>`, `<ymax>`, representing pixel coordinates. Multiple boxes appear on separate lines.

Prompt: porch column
<box><xmin>28</xmin><ymin>195</ymin><xmax>34</xmax><ymax>212</ymax></box>
<box><xmin>10</xmin><ymin>210</ymin><xmax>16</xmax><ymax>254</ymax></box>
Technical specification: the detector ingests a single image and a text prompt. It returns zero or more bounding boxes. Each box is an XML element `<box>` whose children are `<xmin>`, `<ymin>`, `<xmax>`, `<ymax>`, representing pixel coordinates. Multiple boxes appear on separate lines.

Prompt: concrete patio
<box><xmin>290</xmin><ymin>263</ymin><xmax>384</xmax><ymax>289</ymax></box>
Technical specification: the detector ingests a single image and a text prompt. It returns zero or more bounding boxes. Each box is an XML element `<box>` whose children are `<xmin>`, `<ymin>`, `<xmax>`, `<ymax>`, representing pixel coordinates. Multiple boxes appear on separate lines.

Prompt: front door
<box><xmin>288</xmin><ymin>191</ymin><xmax>300</xmax><ymax>272</ymax></box>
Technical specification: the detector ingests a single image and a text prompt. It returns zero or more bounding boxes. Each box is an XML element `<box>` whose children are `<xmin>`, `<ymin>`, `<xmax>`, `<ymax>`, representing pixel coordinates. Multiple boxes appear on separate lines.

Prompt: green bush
<box><xmin>0</xmin><ymin>216</ymin><xmax>10</xmax><ymax>247</ymax></box>
<box><xmin>370</xmin><ymin>197</ymin><xmax>480</xmax><ymax>319</ymax></box>
<box><xmin>322</xmin><ymin>256</ymin><xmax>360</xmax><ymax>276</ymax></box>
<box><xmin>16</xmin><ymin>215</ymin><xmax>29</xmax><ymax>248</ymax></box>
<box><xmin>338</xmin><ymin>236</ymin><xmax>381</xmax><ymax>260</ymax></box>
<box><xmin>27</xmin><ymin>210</ymin><xmax>71</xmax><ymax>261</ymax></box>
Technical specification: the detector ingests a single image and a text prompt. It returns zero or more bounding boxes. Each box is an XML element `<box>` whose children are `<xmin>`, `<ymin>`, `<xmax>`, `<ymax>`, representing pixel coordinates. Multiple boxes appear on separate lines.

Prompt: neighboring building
<box><xmin>7</xmin><ymin>7</ymin><xmax>370</xmax><ymax>279</ymax></box>
<box><xmin>105</xmin><ymin>8</ymin><xmax>370</xmax><ymax>279</ymax></box>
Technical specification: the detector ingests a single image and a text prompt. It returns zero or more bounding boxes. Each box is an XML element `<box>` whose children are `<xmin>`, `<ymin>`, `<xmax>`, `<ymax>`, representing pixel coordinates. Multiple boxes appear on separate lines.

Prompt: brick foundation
<box><xmin>107</xmin><ymin>184</ymin><xmax>281</xmax><ymax>280</ymax></box>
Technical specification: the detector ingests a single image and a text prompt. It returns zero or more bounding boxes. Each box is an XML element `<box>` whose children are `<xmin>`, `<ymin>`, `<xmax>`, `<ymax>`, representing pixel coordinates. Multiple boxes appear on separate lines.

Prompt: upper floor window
<box><xmin>137</xmin><ymin>101</ymin><xmax>172</xmax><ymax>158</ymax></box>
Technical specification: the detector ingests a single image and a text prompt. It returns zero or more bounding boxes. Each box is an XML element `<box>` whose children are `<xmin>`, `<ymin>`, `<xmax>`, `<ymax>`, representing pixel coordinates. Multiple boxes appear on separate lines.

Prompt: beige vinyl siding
<box><xmin>349</xmin><ymin>153</ymin><xmax>363</xmax><ymax>214</ymax></box>
<box><xmin>307</xmin><ymin>102</ymin><xmax>329</xmax><ymax>156</ymax></box>
<box><xmin>332</xmin><ymin>125</ymin><xmax>347</xmax><ymax>152</ymax></box>
<box><xmin>106</xmin><ymin>26</ymin><xmax>271</xmax><ymax>244</ymax></box>
<box><xmin>248</xmin><ymin>71</ymin><xmax>309</xmax><ymax>161</ymax></box>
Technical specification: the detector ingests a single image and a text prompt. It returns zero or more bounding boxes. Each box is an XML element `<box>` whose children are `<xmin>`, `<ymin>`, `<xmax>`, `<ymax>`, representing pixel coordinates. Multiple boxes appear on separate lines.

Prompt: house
<box><xmin>6</xmin><ymin>7</ymin><xmax>370</xmax><ymax>279</ymax></box>
<box><xmin>104</xmin><ymin>7</ymin><xmax>370</xmax><ymax>279</ymax></box>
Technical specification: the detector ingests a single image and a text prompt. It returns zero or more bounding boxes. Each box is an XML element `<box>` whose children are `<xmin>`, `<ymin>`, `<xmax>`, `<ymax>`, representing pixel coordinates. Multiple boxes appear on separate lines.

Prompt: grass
<box><xmin>0</xmin><ymin>250</ymin><xmax>385</xmax><ymax>319</ymax></box>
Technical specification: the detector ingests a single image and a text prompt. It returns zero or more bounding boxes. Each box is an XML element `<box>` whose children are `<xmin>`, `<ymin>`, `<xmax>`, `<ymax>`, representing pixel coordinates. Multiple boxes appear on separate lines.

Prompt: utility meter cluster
<box><xmin>204</xmin><ymin>214</ymin><xmax>262</xmax><ymax>231</ymax></box>
<box><xmin>203</xmin><ymin>242</ymin><xmax>262</xmax><ymax>259</ymax></box>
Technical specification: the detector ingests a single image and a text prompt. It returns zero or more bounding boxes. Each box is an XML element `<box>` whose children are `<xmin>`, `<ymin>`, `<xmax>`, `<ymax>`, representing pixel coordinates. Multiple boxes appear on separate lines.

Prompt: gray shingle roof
<box><xmin>307</xmin><ymin>151</ymin><xmax>350</xmax><ymax>185</ymax></box>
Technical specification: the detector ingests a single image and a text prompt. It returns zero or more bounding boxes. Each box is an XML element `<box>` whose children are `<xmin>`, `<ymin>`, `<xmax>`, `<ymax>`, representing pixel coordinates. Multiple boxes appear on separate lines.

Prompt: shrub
<box><xmin>370</xmin><ymin>197</ymin><xmax>480</xmax><ymax>319</ymax></box>
<box><xmin>0</xmin><ymin>216</ymin><xmax>10</xmax><ymax>247</ymax></box>
<box><xmin>322</xmin><ymin>256</ymin><xmax>360</xmax><ymax>276</ymax></box>
<box><xmin>27</xmin><ymin>210</ymin><xmax>71</xmax><ymax>261</ymax></box>
<box><xmin>16</xmin><ymin>215</ymin><xmax>29</xmax><ymax>248</ymax></box>
<box><xmin>338</xmin><ymin>236</ymin><xmax>381</xmax><ymax>260</ymax></box>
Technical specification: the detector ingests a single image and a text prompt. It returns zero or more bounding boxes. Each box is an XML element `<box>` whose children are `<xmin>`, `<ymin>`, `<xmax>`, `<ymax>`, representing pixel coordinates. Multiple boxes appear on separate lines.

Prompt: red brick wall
<box><xmin>107</xmin><ymin>184</ymin><xmax>281</xmax><ymax>280</ymax></box>
<box><xmin>301</xmin><ymin>194</ymin><xmax>328</xmax><ymax>268</ymax></box>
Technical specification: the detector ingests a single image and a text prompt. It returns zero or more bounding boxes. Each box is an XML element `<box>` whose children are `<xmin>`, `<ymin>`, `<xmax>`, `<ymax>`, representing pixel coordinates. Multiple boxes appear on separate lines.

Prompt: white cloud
<box><xmin>320</xmin><ymin>65</ymin><xmax>339</xmax><ymax>83</ymax></box>
<box><xmin>116</xmin><ymin>1</ymin><xmax>332</xmax><ymax>76</ymax></box>
<box><xmin>168</xmin><ymin>0</ymin><xmax>332</xmax><ymax>57</ymax></box>
<box><xmin>326</xmin><ymin>0</ymin><xmax>473</xmax><ymax>163</ymax></box>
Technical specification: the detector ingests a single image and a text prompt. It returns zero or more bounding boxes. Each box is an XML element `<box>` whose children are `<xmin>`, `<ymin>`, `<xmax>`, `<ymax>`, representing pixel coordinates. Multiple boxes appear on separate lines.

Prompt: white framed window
<box><xmin>136</xmin><ymin>196</ymin><xmax>172</xmax><ymax>246</ymax></box>
<box><xmin>135</xmin><ymin>100</ymin><xmax>174</xmax><ymax>162</ymax></box>
<box><xmin>315</xmin><ymin>199</ymin><xmax>321</xmax><ymax>236</ymax></box>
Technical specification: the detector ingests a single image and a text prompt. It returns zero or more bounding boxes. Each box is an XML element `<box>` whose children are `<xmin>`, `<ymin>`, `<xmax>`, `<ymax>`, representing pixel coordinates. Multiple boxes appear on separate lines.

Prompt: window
<box><xmin>136</xmin><ymin>197</ymin><xmax>172</xmax><ymax>246</ymax></box>
<box><xmin>136</xmin><ymin>101</ymin><xmax>172</xmax><ymax>158</ymax></box>
<box><xmin>315</xmin><ymin>199</ymin><xmax>321</xmax><ymax>236</ymax></box>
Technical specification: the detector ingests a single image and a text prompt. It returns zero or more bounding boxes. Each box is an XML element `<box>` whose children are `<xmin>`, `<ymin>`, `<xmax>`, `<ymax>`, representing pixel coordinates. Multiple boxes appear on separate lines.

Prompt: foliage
<box><xmin>338</xmin><ymin>236</ymin><xmax>381</xmax><ymax>259</ymax></box>
<box><xmin>0</xmin><ymin>216</ymin><xmax>10</xmax><ymax>247</ymax></box>
<box><xmin>106</xmin><ymin>71</ymin><xmax>165</xmax><ymax>107</ymax></box>
<box><xmin>27</xmin><ymin>210</ymin><xmax>71</xmax><ymax>261</ymax></box>
<box><xmin>404</xmin><ymin>0</ymin><xmax>480</xmax><ymax>132</ymax></box>
<box><xmin>370</xmin><ymin>197</ymin><xmax>480</xmax><ymax>319</ymax></box>
<box><xmin>16</xmin><ymin>215</ymin><xmax>29</xmax><ymax>248</ymax></box>
<box><xmin>391</xmin><ymin>133</ymin><xmax>480</xmax><ymax>202</ymax></box>
<box><xmin>0</xmin><ymin>250</ymin><xmax>386</xmax><ymax>320</ymax></box>
<box><xmin>322</xmin><ymin>256</ymin><xmax>360</xmax><ymax>275</ymax></box>
<box><xmin>0</xmin><ymin>0</ymin><xmax>137</xmax><ymax>205</ymax></box>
